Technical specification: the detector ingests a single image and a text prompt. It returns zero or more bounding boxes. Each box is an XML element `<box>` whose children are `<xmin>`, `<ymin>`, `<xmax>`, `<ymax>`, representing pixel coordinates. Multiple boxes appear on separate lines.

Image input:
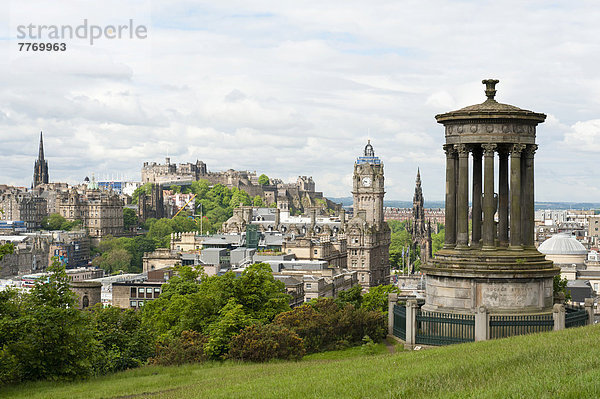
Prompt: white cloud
<box><xmin>563</xmin><ymin>119</ymin><xmax>600</xmax><ymax>152</ymax></box>
<box><xmin>1</xmin><ymin>1</ymin><xmax>599</xmax><ymax>201</ymax></box>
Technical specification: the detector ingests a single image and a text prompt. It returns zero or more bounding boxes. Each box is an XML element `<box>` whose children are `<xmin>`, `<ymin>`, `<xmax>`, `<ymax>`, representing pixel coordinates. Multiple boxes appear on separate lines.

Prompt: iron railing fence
<box><xmin>489</xmin><ymin>314</ymin><xmax>553</xmax><ymax>339</ymax></box>
<box><xmin>393</xmin><ymin>304</ymin><xmax>406</xmax><ymax>341</ymax></box>
<box><xmin>415</xmin><ymin>310</ymin><xmax>474</xmax><ymax>345</ymax></box>
<box><xmin>565</xmin><ymin>305</ymin><xmax>588</xmax><ymax>328</ymax></box>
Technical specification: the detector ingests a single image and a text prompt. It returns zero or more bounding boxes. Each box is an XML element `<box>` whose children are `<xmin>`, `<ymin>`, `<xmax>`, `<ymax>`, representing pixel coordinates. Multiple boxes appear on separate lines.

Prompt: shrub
<box><xmin>274</xmin><ymin>298</ymin><xmax>386</xmax><ymax>354</ymax></box>
<box><xmin>228</xmin><ymin>324</ymin><xmax>305</xmax><ymax>362</ymax></box>
<box><xmin>150</xmin><ymin>330</ymin><xmax>208</xmax><ymax>366</ymax></box>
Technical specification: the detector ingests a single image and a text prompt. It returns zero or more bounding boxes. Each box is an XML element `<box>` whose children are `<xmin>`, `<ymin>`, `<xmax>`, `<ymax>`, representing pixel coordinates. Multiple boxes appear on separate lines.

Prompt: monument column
<box><xmin>521</xmin><ymin>145</ymin><xmax>537</xmax><ymax>248</ymax></box>
<box><xmin>510</xmin><ymin>144</ymin><xmax>525</xmax><ymax>250</ymax></box>
<box><xmin>443</xmin><ymin>144</ymin><xmax>457</xmax><ymax>248</ymax></box>
<box><xmin>482</xmin><ymin>144</ymin><xmax>496</xmax><ymax>250</ymax></box>
<box><xmin>456</xmin><ymin>144</ymin><xmax>469</xmax><ymax>249</ymax></box>
<box><xmin>498</xmin><ymin>149</ymin><xmax>509</xmax><ymax>247</ymax></box>
<box><xmin>471</xmin><ymin>147</ymin><xmax>483</xmax><ymax>247</ymax></box>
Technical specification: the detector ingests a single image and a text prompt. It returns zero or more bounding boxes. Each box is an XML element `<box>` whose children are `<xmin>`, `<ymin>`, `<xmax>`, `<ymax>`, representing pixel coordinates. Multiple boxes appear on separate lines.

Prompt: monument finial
<box><xmin>482</xmin><ymin>79</ymin><xmax>499</xmax><ymax>100</ymax></box>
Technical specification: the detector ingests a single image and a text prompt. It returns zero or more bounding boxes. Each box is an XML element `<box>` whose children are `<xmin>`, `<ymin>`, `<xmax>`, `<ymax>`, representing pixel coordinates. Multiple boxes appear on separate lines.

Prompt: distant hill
<box><xmin>328</xmin><ymin>197</ymin><xmax>600</xmax><ymax>211</ymax></box>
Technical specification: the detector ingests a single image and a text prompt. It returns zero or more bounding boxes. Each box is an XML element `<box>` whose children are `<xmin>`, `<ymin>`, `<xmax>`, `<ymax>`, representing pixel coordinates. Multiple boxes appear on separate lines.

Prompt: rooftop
<box><xmin>538</xmin><ymin>233</ymin><xmax>588</xmax><ymax>255</ymax></box>
<box><xmin>435</xmin><ymin>79</ymin><xmax>546</xmax><ymax>123</ymax></box>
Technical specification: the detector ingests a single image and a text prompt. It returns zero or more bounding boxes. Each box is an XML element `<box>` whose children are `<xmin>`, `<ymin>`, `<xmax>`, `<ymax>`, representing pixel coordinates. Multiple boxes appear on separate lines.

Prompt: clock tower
<box><xmin>347</xmin><ymin>141</ymin><xmax>390</xmax><ymax>288</ymax></box>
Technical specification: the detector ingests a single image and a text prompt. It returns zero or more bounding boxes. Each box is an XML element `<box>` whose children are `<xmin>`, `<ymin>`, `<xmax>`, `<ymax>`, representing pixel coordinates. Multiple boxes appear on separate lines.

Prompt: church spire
<box><xmin>33</xmin><ymin>131</ymin><xmax>49</xmax><ymax>187</ymax></box>
<box><xmin>38</xmin><ymin>131</ymin><xmax>45</xmax><ymax>161</ymax></box>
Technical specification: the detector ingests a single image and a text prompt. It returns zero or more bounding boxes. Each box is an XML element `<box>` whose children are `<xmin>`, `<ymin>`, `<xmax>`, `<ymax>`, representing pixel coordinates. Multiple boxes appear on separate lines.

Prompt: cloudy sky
<box><xmin>1</xmin><ymin>1</ymin><xmax>599</xmax><ymax>202</ymax></box>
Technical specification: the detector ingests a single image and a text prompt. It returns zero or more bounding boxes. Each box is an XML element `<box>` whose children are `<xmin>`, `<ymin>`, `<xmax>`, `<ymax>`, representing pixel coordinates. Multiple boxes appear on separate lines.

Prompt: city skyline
<box><xmin>1</xmin><ymin>1</ymin><xmax>600</xmax><ymax>202</ymax></box>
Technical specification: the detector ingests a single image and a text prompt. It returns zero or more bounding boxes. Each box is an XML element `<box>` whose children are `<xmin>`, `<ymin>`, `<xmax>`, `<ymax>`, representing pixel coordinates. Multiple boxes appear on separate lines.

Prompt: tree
<box><xmin>123</xmin><ymin>208</ymin><xmax>138</xmax><ymax>230</ymax></box>
<box><xmin>203</xmin><ymin>299</ymin><xmax>252</xmax><ymax>360</ymax></box>
<box><xmin>148</xmin><ymin>218</ymin><xmax>174</xmax><ymax>248</ymax></box>
<box><xmin>170</xmin><ymin>184</ymin><xmax>181</xmax><ymax>194</ymax></box>
<box><xmin>233</xmin><ymin>263</ymin><xmax>291</xmax><ymax>323</ymax></box>
<box><xmin>42</xmin><ymin>213</ymin><xmax>82</xmax><ymax>231</ymax></box>
<box><xmin>432</xmin><ymin>227</ymin><xmax>445</xmax><ymax>255</ymax></box>
<box><xmin>0</xmin><ymin>243</ymin><xmax>14</xmax><ymax>261</ymax></box>
<box><xmin>88</xmin><ymin>305</ymin><xmax>154</xmax><ymax>373</ymax></box>
<box><xmin>336</xmin><ymin>285</ymin><xmax>363</xmax><ymax>309</ymax></box>
<box><xmin>0</xmin><ymin>259</ymin><xmax>100</xmax><ymax>383</ymax></box>
<box><xmin>42</xmin><ymin>213</ymin><xmax>67</xmax><ymax>230</ymax></box>
<box><xmin>132</xmin><ymin>183</ymin><xmax>152</xmax><ymax>205</ymax></box>
<box><xmin>253</xmin><ymin>195</ymin><xmax>264</xmax><ymax>207</ymax></box>
<box><xmin>258</xmin><ymin>174</ymin><xmax>270</xmax><ymax>186</ymax></box>
<box><xmin>553</xmin><ymin>275</ymin><xmax>571</xmax><ymax>301</ymax></box>
<box><xmin>92</xmin><ymin>247</ymin><xmax>132</xmax><ymax>274</ymax></box>
<box><xmin>362</xmin><ymin>285</ymin><xmax>400</xmax><ymax>314</ymax></box>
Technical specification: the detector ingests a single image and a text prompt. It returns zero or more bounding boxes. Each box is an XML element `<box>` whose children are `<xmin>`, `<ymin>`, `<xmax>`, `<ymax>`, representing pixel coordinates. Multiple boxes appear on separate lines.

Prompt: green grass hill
<box><xmin>3</xmin><ymin>325</ymin><xmax>600</xmax><ymax>398</ymax></box>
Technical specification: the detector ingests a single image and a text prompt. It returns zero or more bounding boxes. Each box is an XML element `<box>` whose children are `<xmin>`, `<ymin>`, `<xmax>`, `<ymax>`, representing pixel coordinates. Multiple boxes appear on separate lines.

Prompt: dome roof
<box><xmin>435</xmin><ymin>79</ymin><xmax>546</xmax><ymax>123</ymax></box>
<box><xmin>538</xmin><ymin>234</ymin><xmax>587</xmax><ymax>255</ymax></box>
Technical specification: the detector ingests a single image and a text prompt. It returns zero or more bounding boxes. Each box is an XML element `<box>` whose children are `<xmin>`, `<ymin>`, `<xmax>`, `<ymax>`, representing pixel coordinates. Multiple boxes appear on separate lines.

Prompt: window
<box><xmin>130</xmin><ymin>300</ymin><xmax>137</xmax><ymax>308</ymax></box>
<box><xmin>146</xmin><ymin>287</ymin><xmax>152</xmax><ymax>298</ymax></box>
<box><xmin>154</xmin><ymin>288</ymin><xmax>161</xmax><ymax>298</ymax></box>
<box><xmin>138</xmin><ymin>301</ymin><xmax>144</xmax><ymax>307</ymax></box>
<box><xmin>595</xmin><ymin>283</ymin><xmax>598</xmax><ymax>292</ymax></box>
<box><xmin>306</xmin><ymin>283</ymin><xmax>312</xmax><ymax>289</ymax></box>
<box><xmin>131</xmin><ymin>287</ymin><xmax>137</xmax><ymax>298</ymax></box>
<box><xmin>314</xmin><ymin>249</ymin><xmax>318</xmax><ymax>255</ymax></box>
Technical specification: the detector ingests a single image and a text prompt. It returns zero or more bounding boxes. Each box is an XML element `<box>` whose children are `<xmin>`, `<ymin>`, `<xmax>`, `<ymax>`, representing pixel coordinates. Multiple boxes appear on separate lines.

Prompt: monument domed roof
<box><xmin>538</xmin><ymin>234</ymin><xmax>587</xmax><ymax>255</ymax></box>
<box><xmin>435</xmin><ymin>79</ymin><xmax>546</xmax><ymax>123</ymax></box>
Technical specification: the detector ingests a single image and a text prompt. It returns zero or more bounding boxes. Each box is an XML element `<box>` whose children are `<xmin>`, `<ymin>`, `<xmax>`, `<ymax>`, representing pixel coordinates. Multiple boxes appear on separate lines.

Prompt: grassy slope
<box><xmin>2</xmin><ymin>325</ymin><xmax>600</xmax><ymax>399</ymax></box>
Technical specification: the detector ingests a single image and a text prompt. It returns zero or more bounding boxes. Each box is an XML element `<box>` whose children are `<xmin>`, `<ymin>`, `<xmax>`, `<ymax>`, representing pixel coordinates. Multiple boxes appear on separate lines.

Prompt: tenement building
<box><xmin>57</xmin><ymin>180</ymin><xmax>124</xmax><ymax>244</ymax></box>
<box><xmin>421</xmin><ymin>79</ymin><xmax>559</xmax><ymax>314</ymax></box>
<box><xmin>0</xmin><ymin>187</ymin><xmax>47</xmax><ymax>230</ymax></box>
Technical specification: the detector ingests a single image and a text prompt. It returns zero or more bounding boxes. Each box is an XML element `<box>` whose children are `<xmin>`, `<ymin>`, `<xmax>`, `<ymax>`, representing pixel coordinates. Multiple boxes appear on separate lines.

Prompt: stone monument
<box><xmin>421</xmin><ymin>79</ymin><xmax>559</xmax><ymax>314</ymax></box>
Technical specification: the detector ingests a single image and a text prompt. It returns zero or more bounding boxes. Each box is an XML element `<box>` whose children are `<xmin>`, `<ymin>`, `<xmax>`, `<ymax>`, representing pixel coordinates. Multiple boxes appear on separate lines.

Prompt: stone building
<box><xmin>70</xmin><ymin>280</ymin><xmax>102</xmax><ymax>309</ymax></box>
<box><xmin>112</xmin><ymin>281</ymin><xmax>163</xmax><ymax>309</ymax></box>
<box><xmin>57</xmin><ymin>184</ymin><xmax>124</xmax><ymax>244</ymax></box>
<box><xmin>141</xmin><ymin>158</ymin><xmax>338</xmax><ymax>213</ymax></box>
<box><xmin>138</xmin><ymin>183</ymin><xmax>165</xmax><ymax>223</ymax></box>
<box><xmin>0</xmin><ymin>188</ymin><xmax>47</xmax><ymax>230</ymax></box>
<box><xmin>35</xmin><ymin>182</ymin><xmax>70</xmax><ymax>214</ymax></box>
<box><xmin>346</xmin><ymin>141</ymin><xmax>391</xmax><ymax>288</ymax></box>
<box><xmin>422</xmin><ymin>79</ymin><xmax>559</xmax><ymax>315</ymax></box>
<box><xmin>142</xmin><ymin>247</ymin><xmax>180</xmax><ymax>272</ymax></box>
<box><xmin>0</xmin><ymin>234</ymin><xmax>49</xmax><ymax>277</ymax></box>
<box><xmin>588</xmin><ymin>215</ymin><xmax>600</xmax><ymax>247</ymax></box>
<box><xmin>141</xmin><ymin>158</ymin><xmax>207</xmax><ymax>184</ymax></box>
<box><xmin>409</xmin><ymin>169</ymin><xmax>432</xmax><ymax>265</ymax></box>
<box><xmin>33</xmin><ymin>132</ymin><xmax>49</xmax><ymax>188</ymax></box>
<box><xmin>47</xmin><ymin>230</ymin><xmax>90</xmax><ymax>268</ymax></box>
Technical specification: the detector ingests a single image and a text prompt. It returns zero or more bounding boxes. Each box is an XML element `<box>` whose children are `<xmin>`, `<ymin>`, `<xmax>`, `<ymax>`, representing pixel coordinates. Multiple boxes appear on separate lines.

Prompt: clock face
<box><xmin>362</xmin><ymin>177</ymin><xmax>372</xmax><ymax>187</ymax></box>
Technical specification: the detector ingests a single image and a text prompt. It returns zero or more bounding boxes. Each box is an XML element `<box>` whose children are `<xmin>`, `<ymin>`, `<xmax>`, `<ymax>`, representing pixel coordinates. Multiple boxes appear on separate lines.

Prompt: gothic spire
<box><xmin>38</xmin><ymin>131</ymin><xmax>45</xmax><ymax>161</ymax></box>
<box><xmin>33</xmin><ymin>131</ymin><xmax>49</xmax><ymax>187</ymax></box>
